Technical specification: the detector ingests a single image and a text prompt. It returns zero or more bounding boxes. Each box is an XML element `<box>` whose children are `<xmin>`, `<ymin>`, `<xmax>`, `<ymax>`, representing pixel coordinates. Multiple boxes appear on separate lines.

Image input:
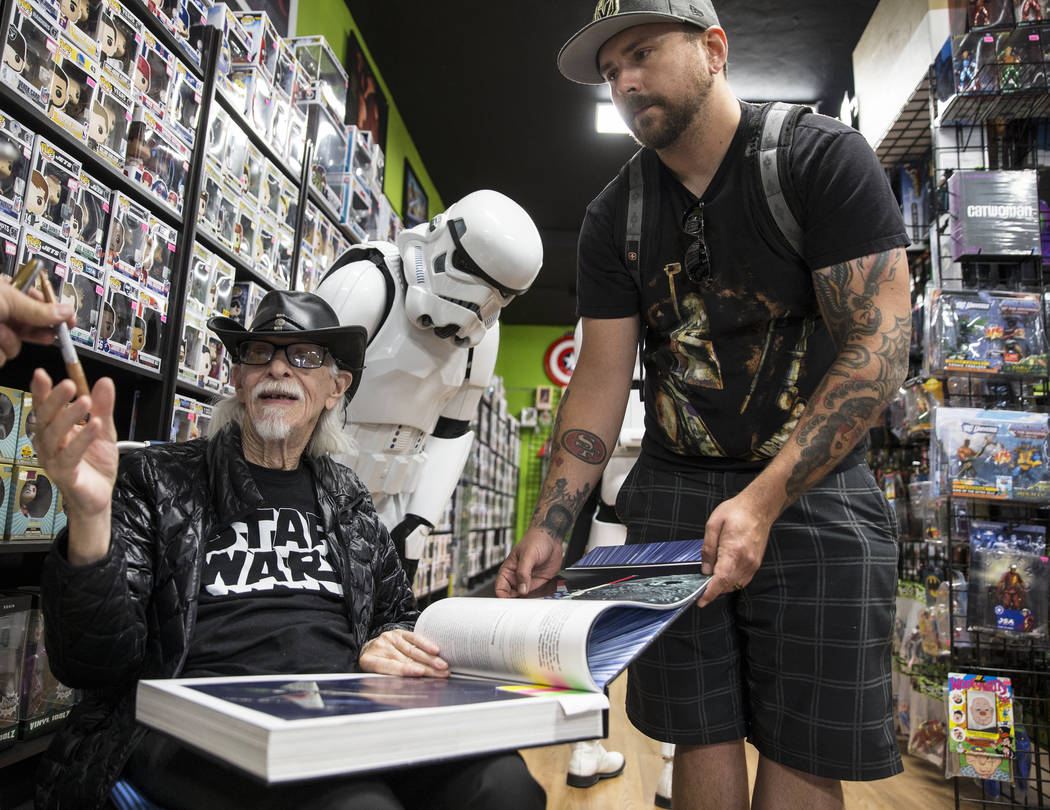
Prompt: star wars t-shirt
<box><xmin>183</xmin><ymin>462</ymin><xmax>358</xmax><ymax>677</ymax></box>
<box><xmin>577</xmin><ymin>101</ymin><xmax>909</xmax><ymax>471</ymax></box>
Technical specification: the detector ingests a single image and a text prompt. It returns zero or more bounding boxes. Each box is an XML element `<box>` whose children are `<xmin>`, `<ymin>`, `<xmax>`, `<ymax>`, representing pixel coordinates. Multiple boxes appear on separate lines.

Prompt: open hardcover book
<box><xmin>135</xmin><ymin>540</ymin><xmax>709</xmax><ymax>782</ymax></box>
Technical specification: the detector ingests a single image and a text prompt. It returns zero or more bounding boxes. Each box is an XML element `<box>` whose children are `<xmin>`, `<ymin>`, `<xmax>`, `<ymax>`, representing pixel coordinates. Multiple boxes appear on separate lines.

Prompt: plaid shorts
<box><xmin>616</xmin><ymin>459</ymin><xmax>903</xmax><ymax>781</ymax></box>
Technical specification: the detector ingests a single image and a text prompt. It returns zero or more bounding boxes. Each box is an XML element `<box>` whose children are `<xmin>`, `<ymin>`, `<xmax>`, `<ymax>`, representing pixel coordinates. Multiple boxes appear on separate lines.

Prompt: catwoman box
<box><xmin>933</xmin><ymin>407</ymin><xmax>1050</xmax><ymax>502</ymax></box>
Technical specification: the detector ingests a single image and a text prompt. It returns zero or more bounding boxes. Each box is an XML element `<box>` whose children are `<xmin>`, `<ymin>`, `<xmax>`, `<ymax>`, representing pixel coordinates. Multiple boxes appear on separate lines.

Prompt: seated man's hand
<box><xmin>359</xmin><ymin>629</ymin><xmax>450</xmax><ymax>679</ymax></box>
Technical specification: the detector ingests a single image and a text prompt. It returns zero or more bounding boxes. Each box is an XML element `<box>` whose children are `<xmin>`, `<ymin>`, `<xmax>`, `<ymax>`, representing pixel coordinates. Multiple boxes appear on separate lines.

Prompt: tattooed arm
<box><xmin>495</xmin><ymin>316</ymin><xmax>639</xmax><ymax>598</ymax></box>
<box><xmin>697</xmin><ymin>246</ymin><xmax>911</xmax><ymax>606</ymax></box>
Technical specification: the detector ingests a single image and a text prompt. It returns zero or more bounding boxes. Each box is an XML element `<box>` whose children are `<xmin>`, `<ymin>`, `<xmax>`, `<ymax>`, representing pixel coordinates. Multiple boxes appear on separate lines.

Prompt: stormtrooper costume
<box><xmin>317</xmin><ymin>190</ymin><xmax>541</xmax><ymax>580</ymax></box>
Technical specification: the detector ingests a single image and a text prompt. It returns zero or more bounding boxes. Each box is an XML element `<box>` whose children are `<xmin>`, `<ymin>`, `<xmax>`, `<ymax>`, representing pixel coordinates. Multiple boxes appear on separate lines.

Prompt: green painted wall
<box><xmin>295</xmin><ymin>1</ymin><xmax>445</xmax><ymax>218</ymax></box>
<box><xmin>494</xmin><ymin>324</ymin><xmax>574</xmax><ymax>418</ymax></box>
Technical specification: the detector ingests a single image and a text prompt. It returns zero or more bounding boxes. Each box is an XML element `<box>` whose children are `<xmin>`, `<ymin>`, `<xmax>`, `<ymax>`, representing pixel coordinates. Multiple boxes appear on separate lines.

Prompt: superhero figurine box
<box><xmin>968</xmin><ymin>0</ymin><xmax>1016</xmax><ymax>29</ymax></box>
<box><xmin>967</xmin><ymin>521</ymin><xmax>1048</xmax><ymax>636</ymax></box>
<box><xmin>948</xmin><ymin>170</ymin><xmax>1041</xmax><ymax>259</ymax></box>
<box><xmin>1014</xmin><ymin>0</ymin><xmax>1048</xmax><ymax>24</ymax></box>
<box><xmin>933</xmin><ymin>406</ymin><xmax>1050</xmax><ymax>502</ymax></box>
<box><xmin>927</xmin><ymin>289</ymin><xmax>1047</xmax><ymax>377</ymax></box>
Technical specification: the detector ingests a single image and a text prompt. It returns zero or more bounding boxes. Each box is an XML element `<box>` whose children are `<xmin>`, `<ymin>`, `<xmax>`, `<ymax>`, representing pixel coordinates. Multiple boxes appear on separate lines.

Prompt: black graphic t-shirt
<box><xmin>578</xmin><ymin>102</ymin><xmax>908</xmax><ymax>471</ymax></box>
<box><xmin>183</xmin><ymin>462</ymin><xmax>359</xmax><ymax>677</ymax></box>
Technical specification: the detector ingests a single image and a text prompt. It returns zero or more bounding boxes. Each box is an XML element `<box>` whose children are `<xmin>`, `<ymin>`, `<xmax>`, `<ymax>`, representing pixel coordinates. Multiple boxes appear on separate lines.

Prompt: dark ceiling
<box><xmin>347</xmin><ymin>1</ymin><xmax>882</xmax><ymax>326</ymax></box>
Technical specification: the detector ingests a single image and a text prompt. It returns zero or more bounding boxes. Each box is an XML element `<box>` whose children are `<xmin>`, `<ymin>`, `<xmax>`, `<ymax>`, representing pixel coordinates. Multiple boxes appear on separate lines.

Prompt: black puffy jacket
<box><xmin>35</xmin><ymin>424</ymin><xmax>418</xmax><ymax>809</ymax></box>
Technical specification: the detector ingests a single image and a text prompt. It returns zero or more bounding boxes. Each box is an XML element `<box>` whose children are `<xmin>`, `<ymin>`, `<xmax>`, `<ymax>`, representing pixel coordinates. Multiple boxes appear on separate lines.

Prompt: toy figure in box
<box><xmin>1016</xmin><ymin>0</ymin><xmax>1045</xmax><ymax>21</ymax></box>
<box><xmin>997</xmin><ymin>565</ymin><xmax>1027</xmax><ymax>611</ymax></box>
<box><xmin>956</xmin><ymin>438</ymin><xmax>984</xmax><ymax>478</ymax></box>
<box><xmin>969</xmin><ymin>0</ymin><xmax>1015</xmax><ymax>28</ymax></box>
<box><xmin>3</xmin><ymin>29</ymin><xmax>26</xmax><ymax>75</ymax></box>
<box><xmin>0</xmin><ymin>120</ymin><xmax>30</xmax><ymax>216</ymax></box>
<box><xmin>96</xmin><ymin>7</ymin><xmax>137</xmax><ymax>86</ymax></box>
<box><xmin>2</xmin><ymin>3</ymin><xmax>60</xmax><ymax>112</ymax></box>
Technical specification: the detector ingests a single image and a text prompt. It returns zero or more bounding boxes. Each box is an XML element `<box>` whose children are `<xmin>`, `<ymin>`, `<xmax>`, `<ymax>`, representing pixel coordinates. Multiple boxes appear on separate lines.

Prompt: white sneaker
<box><xmin>566</xmin><ymin>740</ymin><xmax>626</xmax><ymax>788</ymax></box>
<box><xmin>655</xmin><ymin>757</ymin><xmax>673</xmax><ymax>808</ymax></box>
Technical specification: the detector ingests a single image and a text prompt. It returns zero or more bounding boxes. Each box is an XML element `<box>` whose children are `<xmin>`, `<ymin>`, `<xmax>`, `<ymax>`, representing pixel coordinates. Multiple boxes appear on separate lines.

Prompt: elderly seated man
<box><xmin>29</xmin><ymin>290</ymin><xmax>546</xmax><ymax>810</ymax></box>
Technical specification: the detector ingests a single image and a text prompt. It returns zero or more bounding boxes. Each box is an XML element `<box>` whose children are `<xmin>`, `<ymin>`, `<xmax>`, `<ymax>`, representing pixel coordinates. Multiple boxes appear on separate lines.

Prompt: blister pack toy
<box><xmin>927</xmin><ymin>289</ymin><xmax>1047</xmax><ymax>377</ymax></box>
<box><xmin>908</xmin><ymin>679</ymin><xmax>948</xmax><ymax>767</ymax></box>
<box><xmin>967</xmin><ymin>522</ymin><xmax>1048</xmax><ymax>636</ymax></box>
<box><xmin>932</xmin><ymin>406</ymin><xmax>1050</xmax><ymax>502</ymax></box>
<box><xmin>953</xmin><ymin>31</ymin><xmax>1000</xmax><ymax>93</ymax></box>
<box><xmin>968</xmin><ymin>0</ymin><xmax>1016</xmax><ymax>29</ymax></box>
<box><xmin>947</xmin><ymin>673</ymin><xmax>1014</xmax><ymax>757</ymax></box>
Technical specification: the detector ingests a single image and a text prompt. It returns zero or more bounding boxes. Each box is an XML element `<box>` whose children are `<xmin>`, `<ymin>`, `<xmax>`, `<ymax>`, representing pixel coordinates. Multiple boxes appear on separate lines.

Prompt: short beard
<box><xmin>250</xmin><ymin>379</ymin><xmax>304</xmax><ymax>441</ymax></box>
<box><xmin>624</xmin><ymin>72</ymin><xmax>713</xmax><ymax>150</ymax></box>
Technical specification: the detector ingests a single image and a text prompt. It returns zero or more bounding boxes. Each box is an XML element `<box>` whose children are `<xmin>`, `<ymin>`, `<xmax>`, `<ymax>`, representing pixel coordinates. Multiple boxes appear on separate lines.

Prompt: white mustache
<box><xmin>252</xmin><ymin>379</ymin><xmax>304</xmax><ymax>402</ymax></box>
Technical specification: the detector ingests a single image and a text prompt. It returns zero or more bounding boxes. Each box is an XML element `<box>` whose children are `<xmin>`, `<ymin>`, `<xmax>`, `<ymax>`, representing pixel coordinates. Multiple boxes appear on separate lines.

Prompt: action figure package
<box><xmin>195</xmin><ymin>398</ymin><xmax>213</xmax><ymax>438</ymax></box>
<box><xmin>220</xmin><ymin>115</ymin><xmax>247</xmax><ymax>191</ymax></box>
<box><xmin>25</xmin><ymin>135</ymin><xmax>81</xmax><ymax>244</ymax></box>
<box><xmin>169</xmin><ymin>393</ymin><xmax>200</xmax><ymax>442</ymax></box>
<box><xmin>197</xmin><ymin>324</ymin><xmax>225</xmax><ymax>394</ymax></box>
<box><xmin>16</xmin><ymin>593</ymin><xmax>75</xmax><ymax>738</ymax></box>
<box><xmin>252</xmin><ymin>212</ymin><xmax>277</xmax><ymax>283</ymax></box>
<box><xmin>0</xmin><ymin>112</ymin><xmax>34</xmax><ymax>223</ymax></box>
<box><xmin>907</xmin><ymin>679</ymin><xmax>948</xmax><ymax>767</ymax></box>
<box><xmin>0</xmin><ymin>388</ymin><xmax>23</xmax><ymax>462</ymax></box>
<box><xmin>167</xmin><ymin>58</ymin><xmax>202</xmax><ymax>149</ymax></box>
<box><xmin>949</xmin><ymin>170</ymin><xmax>1040</xmax><ymax>259</ymax></box>
<box><xmin>266</xmin><ymin>92</ymin><xmax>290</xmax><ymax>159</ymax></box>
<box><xmin>1</xmin><ymin>0</ymin><xmax>60</xmax><ymax>113</ymax></box>
<box><xmin>87</xmin><ymin>71</ymin><xmax>132</xmax><ymax>169</ymax></box>
<box><xmin>233</xmin><ymin>10</ymin><xmax>278</xmax><ymax>81</ymax></box>
<box><xmin>0</xmin><ymin>592</ymin><xmax>31</xmax><ymax>749</ymax></box>
<box><xmin>242</xmin><ymin>140</ymin><xmax>263</xmax><ymax>204</ymax></box>
<box><xmin>94</xmin><ymin>0</ymin><xmax>141</xmax><ymax>95</ymax></box>
<box><xmin>203</xmin><ymin>103</ymin><xmax>228</xmax><ymax>169</ymax></box>
<box><xmin>124</xmin><ymin>106</ymin><xmax>189</xmax><ymax>212</ymax></box>
<box><xmin>141</xmin><ymin>213</ymin><xmax>177</xmax><ymax>298</ymax></box>
<box><xmin>59</xmin><ymin>0</ymin><xmax>101</xmax><ymax>57</ymax></box>
<box><xmin>11</xmin><ymin>395</ymin><xmax>37</xmax><ymax>470</ymax></box>
<box><xmin>208</xmin><ymin>254</ymin><xmax>234</xmax><ymax>316</ymax></box>
<box><xmin>233</xmin><ymin>198</ymin><xmax>254</xmax><ymax>259</ymax></box>
<box><xmin>47</xmin><ymin>37</ymin><xmax>98</xmax><ymax>142</ymax></box>
<box><xmin>289</xmin><ymin>35</ymin><xmax>347</xmax><ymax>123</ymax></box>
<box><xmin>967</xmin><ymin>538</ymin><xmax>1049</xmax><ymax>636</ymax></box>
<box><xmin>259</xmin><ymin>161</ymin><xmax>281</xmax><ymax>219</ymax></box>
<box><xmin>946</xmin><ymin>673</ymin><xmax>1014</xmax><ymax>759</ymax></box>
<box><xmin>94</xmin><ymin>269</ymin><xmax>138</xmax><ymax>361</ymax></box>
<box><xmin>104</xmin><ymin>190</ymin><xmax>149</xmax><ymax>282</ymax></box>
<box><xmin>234</xmin><ymin>67</ymin><xmax>276</xmax><ymax>144</ymax></box>
<box><xmin>1015</xmin><ymin>0</ymin><xmax>1048</xmax><ymax>24</ymax></box>
<box><xmin>133</xmin><ymin>29</ymin><xmax>174</xmax><ymax>120</ymax></box>
<box><xmin>196</xmin><ymin>161</ymin><xmax>229</xmax><ymax>246</ymax></box>
<box><xmin>16</xmin><ymin>227</ymin><xmax>68</xmax><ymax>319</ymax></box>
<box><xmin>205</xmin><ymin>3</ymin><xmax>250</xmax><ymax>104</ymax></box>
<box><xmin>996</xmin><ymin>28</ymin><xmax>1046</xmax><ymax>92</ymax></box>
<box><xmin>184</xmin><ymin>240</ymin><xmax>213</xmax><ymax>317</ymax></box>
<box><xmin>285</xmin><ymin>103</ymin><xmax>306</xmax><ymax>174</ymax></box>
<box><xmin>926</xmin><ymin>289</ymin><xmax>1047</xmax><ymax>377</ymax></box>
<box><xmin>340</xmin><ymin>174</ymin><xmax>375</xmax><ymax>242</ymax></box>
<box><xmin>64</xmin><ymin>252</ymin><xmax>103</xmax><ymax>347</ymax></box>
<box><xmin>71</xmin><ymin>169</ymin><xmax>110</xmax><ymax>262</ymax></box>
<box><xmin>133</xmin><ymin>285</ymin><xmax>165</xmax><ymax>371</ymax></box>
<box><xmin>274</xmin><ymin>223</ymin><xmax>292</xmax><ymax>290</ymax></box>
<box><xmin>932</xmin><ymin>406</ymin><xmax>1050</xmax><ymax>502</ymax></box>
<box><xmin>279</xmin><ymin>173</ymin><xmax>297</xmax><ymax>230</ymax></box>
<box><xmin>897</xmin><ymin>160</ymin><xmax>931</xmax><ymax>245</ymax></box>
<box><xmin>305</xmin><ymin>103</ymin><xmax>347</xmax><ymax>214</ymax></box>
<box><xmin>952</xmin><ymin>31</ymin><xmax>1000</xmax><ymax>94</ymax></box>
<box><xmin>968</xmin><ymin>0</ymin><xmax>1015</xmax><ymax>29</ymax></box>
<box><xmin>272</xmin><ymin>38</ymin><xmax>297</xmax><ymax>101</ymax></box>
<box><xmin>0</xmin><ymin>217</ymin><xmax>22</xmax><ymax>283</ymax></box>
<box><xmin>7</xmin><ymin>465</ymin><xmax>55</xmax><ymax>540</ymax></box>
<box><xmin>213</xmin><ymin>173</ymin><xmax>239</xmax><ymax>249</ymax></box>
<box><xmin>228</xmin><ymin>280</ymin><xmax>264</xmax><ymax>327</ymax></box>
<box><xmin>176</xmin><ymin>309</ymin><xmax>204</xmax><ymax>386</ymax></box>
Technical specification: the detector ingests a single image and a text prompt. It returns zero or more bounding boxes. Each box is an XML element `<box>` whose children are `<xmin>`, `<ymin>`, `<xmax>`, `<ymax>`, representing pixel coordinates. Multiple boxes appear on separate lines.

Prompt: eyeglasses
<box><xmin>237</xmin><ymin>340</ymin><xmax>328</xmax><ymax>369</ymax></box>
<box><xmin>681</xmin><ymin>202</ymin><xmax>712</xmax><ymax>286</ymax></box>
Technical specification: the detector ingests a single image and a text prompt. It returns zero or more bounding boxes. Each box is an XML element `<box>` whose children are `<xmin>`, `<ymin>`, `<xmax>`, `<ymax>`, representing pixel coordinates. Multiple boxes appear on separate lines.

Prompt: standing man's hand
<box><xmin>696</xmin><ymin>489</ymin><xmax>775</xmax><ymax>606</ymax></box>
<box><xmin>0</xmin><ymin>280</ymin><xmax>75</xmax><ymax>367</ymax></box>
<box><xmin>495</xmin><ymin>528</ymin><xmax>564</xmax><ymax>598</ymax></box>
<box><xmin>30</xmin><ymin>369</ymin><xmax>119</xmax><ymax>565</ymax></box>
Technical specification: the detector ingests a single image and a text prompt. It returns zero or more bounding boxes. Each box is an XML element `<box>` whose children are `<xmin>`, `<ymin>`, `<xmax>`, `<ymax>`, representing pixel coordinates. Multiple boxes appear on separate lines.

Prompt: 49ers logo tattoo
<box><xmin>561</xmin><ymin>429</ymin><xmax>607</xmax><ymax>464</ymax></box>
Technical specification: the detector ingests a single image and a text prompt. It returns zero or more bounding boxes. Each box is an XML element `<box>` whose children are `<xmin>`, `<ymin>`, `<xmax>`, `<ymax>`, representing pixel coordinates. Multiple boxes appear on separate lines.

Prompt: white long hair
<box><xmin>208</xmin><ymin>360</ymin><xmax>355</xmax><ymax>458</ymax></box>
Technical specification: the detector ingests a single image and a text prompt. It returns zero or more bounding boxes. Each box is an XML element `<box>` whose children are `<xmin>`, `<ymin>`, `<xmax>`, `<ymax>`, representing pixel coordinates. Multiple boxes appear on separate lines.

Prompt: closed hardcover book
<box><xmin>136</xmin><ymin>540</ymin><xmax>709</xmax><ymax>782</ymax></box>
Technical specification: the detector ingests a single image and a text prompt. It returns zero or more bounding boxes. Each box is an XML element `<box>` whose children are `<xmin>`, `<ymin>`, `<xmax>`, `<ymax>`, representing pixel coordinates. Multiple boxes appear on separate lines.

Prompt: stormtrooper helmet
<box><xmin>396</xmin><ymin>189</ymin><xmax>542</xmax><ymax>346</ymax></box>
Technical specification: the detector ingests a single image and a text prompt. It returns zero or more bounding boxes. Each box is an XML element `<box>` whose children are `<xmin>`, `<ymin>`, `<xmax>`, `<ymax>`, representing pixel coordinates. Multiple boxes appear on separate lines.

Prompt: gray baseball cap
<box><xmin>558</xmin><ymin>0</ymin><xmax>721</xmax><ymax>85</ymax></box>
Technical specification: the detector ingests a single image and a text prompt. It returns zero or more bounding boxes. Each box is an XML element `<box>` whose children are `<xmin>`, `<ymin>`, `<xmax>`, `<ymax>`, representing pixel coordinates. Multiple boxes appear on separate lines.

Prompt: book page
<box><xmin>415</xmin><ymin>597</ymin><xmax>613</xmax><ymax>692</ymax></box>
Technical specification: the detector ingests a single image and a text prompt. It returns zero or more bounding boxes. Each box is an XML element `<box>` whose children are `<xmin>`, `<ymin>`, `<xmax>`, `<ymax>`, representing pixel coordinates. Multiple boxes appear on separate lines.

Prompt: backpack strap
<box><xmin>624</xmin><ymin>148</ymin><xmax>647</xmax><ymax>399</ymax></box>
<box><xmin>757</xmin><ymin>101</ymin><xmax>807</xmax><ymax>258</ymax></box>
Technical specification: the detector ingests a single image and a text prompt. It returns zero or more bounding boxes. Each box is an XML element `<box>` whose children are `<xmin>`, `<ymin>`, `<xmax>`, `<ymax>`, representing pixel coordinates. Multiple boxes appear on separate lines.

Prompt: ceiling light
<box><xmin>595</xmin><ymin>102</ymin><xmax>631</xmax><ymax>135</ymax></box>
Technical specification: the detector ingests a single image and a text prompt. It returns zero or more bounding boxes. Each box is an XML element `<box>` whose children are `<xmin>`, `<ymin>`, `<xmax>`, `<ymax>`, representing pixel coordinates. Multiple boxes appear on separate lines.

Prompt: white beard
<box><xmin>249</xmin><ymin>379</ymin><xmax>304</xmax><ymax>440</ymax></box>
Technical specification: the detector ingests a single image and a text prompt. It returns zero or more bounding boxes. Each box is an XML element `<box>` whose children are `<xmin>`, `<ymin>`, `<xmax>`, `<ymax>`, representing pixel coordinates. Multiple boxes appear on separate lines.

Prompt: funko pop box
<box><xmin>0</xmin><ymin>387</ymin><xmax>23</xmax><ymax>462</ymax></box>
<box><xmin>7</xmin><ymin>464</ymin><xmax>56</xmax><ymax>541</ymax></box>
<box><xmin>0</xmin><ymin>112</ymin><xmax>34</xmax><ymax>223</ymax></box>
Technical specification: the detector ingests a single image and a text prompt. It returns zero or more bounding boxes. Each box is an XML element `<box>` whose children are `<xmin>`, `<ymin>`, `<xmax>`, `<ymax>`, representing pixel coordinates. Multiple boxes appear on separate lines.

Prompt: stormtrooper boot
<box><xmin>566</xmin><ymin>740</ymin><xmax>626</xmax><ymax>788</ymax></box>
<box><xmin>655</xmin><ymin>742</ymin><xmax>674</xmax><ymax>808</ymax></box>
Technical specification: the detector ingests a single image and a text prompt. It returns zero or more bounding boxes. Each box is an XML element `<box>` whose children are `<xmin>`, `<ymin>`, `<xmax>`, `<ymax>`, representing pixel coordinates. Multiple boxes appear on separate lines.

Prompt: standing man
<box><xmin>496</xmin><ymin>2</ymin><xmax>911</xmax><ymax>809</ymax></box>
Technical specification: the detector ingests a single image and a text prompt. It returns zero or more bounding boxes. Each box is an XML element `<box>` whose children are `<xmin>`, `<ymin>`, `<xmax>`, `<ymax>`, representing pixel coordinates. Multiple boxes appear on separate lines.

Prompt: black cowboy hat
<box><xmin>208</xmin><ymin>290</ymin><xmax>367</xmax><ymax>400</ymax></box>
